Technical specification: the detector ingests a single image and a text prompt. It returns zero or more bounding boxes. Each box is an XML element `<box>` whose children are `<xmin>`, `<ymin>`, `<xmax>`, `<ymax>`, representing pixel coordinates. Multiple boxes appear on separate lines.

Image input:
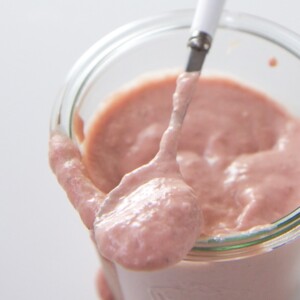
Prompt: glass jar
<box><xmin>51</xmin><ymin>10</ymin><xmax>300</xmax><ymax>300</ymax></box>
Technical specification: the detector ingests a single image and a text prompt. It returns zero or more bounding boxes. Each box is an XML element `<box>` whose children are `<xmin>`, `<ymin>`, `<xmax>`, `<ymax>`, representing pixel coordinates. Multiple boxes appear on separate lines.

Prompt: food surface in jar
<box><xmin>83</xmin><ymin>73</ymin><xmax>300</xmax><ymax>236</ymax></box>
<box><xmin>49</xmin><ymin>72</ymin><xmax>300</xmax><ymax>271</ymax></box>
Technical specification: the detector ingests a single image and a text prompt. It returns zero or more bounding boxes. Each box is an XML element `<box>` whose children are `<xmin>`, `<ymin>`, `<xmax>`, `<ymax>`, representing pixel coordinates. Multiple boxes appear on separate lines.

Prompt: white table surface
<box><xmin>1</xmin><ymin>0</ymin><xmax>300</xmax><ymax>299</ymax></box>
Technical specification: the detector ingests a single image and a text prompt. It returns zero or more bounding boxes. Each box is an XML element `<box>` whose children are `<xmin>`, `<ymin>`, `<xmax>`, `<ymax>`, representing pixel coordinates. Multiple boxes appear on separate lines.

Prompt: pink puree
<box><xmin>49</xmin><ymin>73</ymin><xmax>300</xmax><ymax>273</ymax></box>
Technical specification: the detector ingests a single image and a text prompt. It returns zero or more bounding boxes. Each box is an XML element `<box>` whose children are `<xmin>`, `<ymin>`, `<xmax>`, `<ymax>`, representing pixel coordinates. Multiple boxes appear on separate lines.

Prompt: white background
<box><xmin>1</xmin><ymin>0</ymin><xmax>300</xmax><ymax>299</ymax></box>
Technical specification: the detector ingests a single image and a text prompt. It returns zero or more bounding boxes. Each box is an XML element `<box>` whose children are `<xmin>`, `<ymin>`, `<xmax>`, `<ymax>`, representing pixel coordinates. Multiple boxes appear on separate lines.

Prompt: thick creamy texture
<box><xmin>93</xmin><ymin>73</ymin><xmax>201</xmax><ymax>270</ymax></box>
<box><xmin>49</xmin><ymin>132</ymin><xmax>103</xmax><ymax>230</ymax></box>
<box><xmin>50</xmin><ymin>73</ymin><xmax>300</xmax><ymax>271</ymax></box>
<box><xmin>83</xmin><ymin>74</ymin><xmax>300</xmax><ymax>237</ymax></box>
<box><xmin>49</xmin><ymin>72</ymin><xmax>300</xmax><ymax>300</ymax></box>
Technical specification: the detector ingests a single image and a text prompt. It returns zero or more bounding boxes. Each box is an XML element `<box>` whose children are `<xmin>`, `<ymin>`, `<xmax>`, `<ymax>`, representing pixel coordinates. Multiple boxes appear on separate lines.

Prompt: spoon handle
<box><xmin>191</xmin><ymin>0</ymin><xmax>225</xmax><ymax>38</ymax></box>
<box><xmin>186</xmin><ymin>0</ymin><xmax>225</xmax><ymax>72</ymax></box>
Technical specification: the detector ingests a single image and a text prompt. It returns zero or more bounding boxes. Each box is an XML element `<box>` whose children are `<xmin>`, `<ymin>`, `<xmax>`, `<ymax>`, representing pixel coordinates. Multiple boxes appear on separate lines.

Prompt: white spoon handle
<box><xmin>191</xmin><ymin>0</ymin><xmax>225</xmax><ymax>38</ymax></box>
<box><xmin>186</xmin><ymin>0</ymin><xmax>226</xmax><ymax>72</ymax></box>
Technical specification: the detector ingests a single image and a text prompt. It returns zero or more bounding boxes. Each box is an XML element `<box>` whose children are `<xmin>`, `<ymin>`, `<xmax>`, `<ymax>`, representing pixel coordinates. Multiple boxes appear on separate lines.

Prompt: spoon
<box><xmin>93</xmin><ymin>0</ymin><xmax>225</xmax><ymax>271</ymax></box>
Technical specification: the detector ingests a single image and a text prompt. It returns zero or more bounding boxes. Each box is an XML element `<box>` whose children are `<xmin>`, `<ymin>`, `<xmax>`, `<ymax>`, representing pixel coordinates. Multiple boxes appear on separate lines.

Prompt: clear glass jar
<box><xmin>51</xmin><ymin>10</ymin><xmax>300</xmax><ymax>300</ymax></box>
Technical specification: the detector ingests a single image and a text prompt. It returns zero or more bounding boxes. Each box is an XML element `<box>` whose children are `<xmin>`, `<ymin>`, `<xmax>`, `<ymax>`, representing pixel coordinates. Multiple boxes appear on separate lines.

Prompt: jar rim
<box><xmin>51</xmin><ymin>9</ymin><xmax>300</xmax><ymax>258</ymax></box>
<box><xmin>189</xmin><ymin>207</ymin><xmax>300</xmax><ymax>260</ymax></box>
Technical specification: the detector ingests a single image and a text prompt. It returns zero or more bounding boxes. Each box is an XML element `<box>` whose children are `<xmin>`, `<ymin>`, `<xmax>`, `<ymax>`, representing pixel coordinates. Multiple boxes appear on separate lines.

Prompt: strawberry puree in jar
<box><xmin>49</xmin><ymin>10</ymin><xmax>300</xmax><ymax>300</ymax></box>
